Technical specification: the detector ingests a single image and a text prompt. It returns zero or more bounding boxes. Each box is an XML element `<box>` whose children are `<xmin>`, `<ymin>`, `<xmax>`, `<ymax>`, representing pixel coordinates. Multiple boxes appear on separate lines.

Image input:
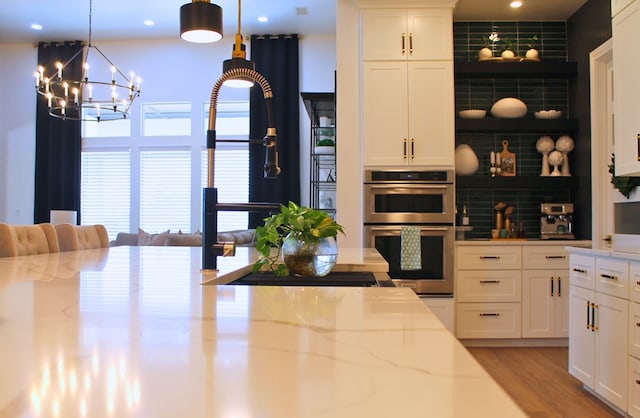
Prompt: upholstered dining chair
<box><xmin>55</xmin><ymin>224</ymin><xmax>110</xmax><ymax>251</ymax></box>
<box><xmin>0</xmin><ymin>223</ymin><xmax>60</xmax><ymax>258</ymax></box>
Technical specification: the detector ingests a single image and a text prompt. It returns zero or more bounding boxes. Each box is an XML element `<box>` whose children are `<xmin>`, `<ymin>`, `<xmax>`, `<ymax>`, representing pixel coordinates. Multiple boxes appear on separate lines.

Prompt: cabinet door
<box><xmin>362</xmin><ymin>61</ymin><xmax>408</xmax><ymax>166</ymax></box>
<box><xmin>556</xmin><ymin>273</ymin><xmax>570</xmax><ymax>337</ymax></box>
<box><xmin>595</xmin><ymin>292</ymin><xmax>629</xmax><ymax>410</ymax></box>
<box><xmin>361</xmin><ymin>9</ymin><xmax>407</xmax><ymax>61</ymax></box>
<box><xmin>613</xmin><ymin>1</ymin><xmax>640</xmax><ymax>176</ymax></box>
<box><xmin>523</xmin><ymin>271</ymin><xmax>567</xmax><ymax>338</ymax></box>
<box><xmin>406</xmin><ymin>8</ymin><xmax>452</xmax><ymax>61</ymax></box>
<box><xmin>407</xmin><ymin>61</ymin><xmax>454</xmax><ymax>166</ymax></box>
<box><xmin>568</xmin><ymin>285</ymin><xmax>595</xmax><ymax>387</ymax></box>
<box><xmin>630</xmin><ymin>302</ymin><xmax>640</xmax><ymax>359</ymax></box>
<box><xmin>612</xmin><ymin>0</ymin><xmax>635</xmax><ymax>17</ymax></box>
<box><xmin>629</xmin><ymin>355</ymin><xmax>640</xmax><ymax>418</ymax></box>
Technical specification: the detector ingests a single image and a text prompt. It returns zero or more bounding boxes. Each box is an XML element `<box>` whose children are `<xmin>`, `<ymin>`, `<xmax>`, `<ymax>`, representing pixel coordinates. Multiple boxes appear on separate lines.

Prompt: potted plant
<box><xmin>479</xmin><ymin>35</ymin><xmax>493</xmax><ymax>60</ymax></box>
<box><xmin>253</xmin><ymin>201</ymin><xmax>345</xmax><ymax>277</ymax></box>
<box><xmin>500</xmin><ymin>37</ymin><xmax>515</xmax><ymax>59</ymax></box>
<box><xmin>314</xmin><ymin>137</ymin><xmax>336</xmax><ymax>154</ymax></box>
<box><xmin>525</xmin><ymin>35</ymin><xmax>540</xmax><ymax>60</ymax></box>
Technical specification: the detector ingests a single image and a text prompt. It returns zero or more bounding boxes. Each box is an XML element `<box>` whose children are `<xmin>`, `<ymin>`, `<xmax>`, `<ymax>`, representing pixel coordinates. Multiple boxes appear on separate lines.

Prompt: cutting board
<box><xmin>499</xmin><ymin>140</ymin><xmax>516</xmax><ymax>176</ymax></box>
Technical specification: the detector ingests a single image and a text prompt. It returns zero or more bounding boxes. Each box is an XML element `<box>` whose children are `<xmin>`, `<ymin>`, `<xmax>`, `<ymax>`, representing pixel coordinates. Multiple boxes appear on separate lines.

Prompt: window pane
<box><xmin>201</xmin><ymin>149</ymin><xmax>249</xmax><ymax>232</ymax></box>
<box><xmin>141</xmin><ymin>150</ymin><xmax>191</xmax><ymax>233</ymax></box>
<box><xmin>143</xmin><ymin>102</ymin><xmax>191</xmax><ymax>136</ymax></box>
<box><xmin>81</xmin><ymin>151</ymin><xmax>131</xmax><ymax>240</ymax></box>
<box><xmin>203</xmin><ymin>101</ymin><xmax>250</xmax><ymax>137</ymax></box>
<box><xmin>82</xmin><ymin>115</ymin><xmax>131</xmax><ymax>138</ymax></box>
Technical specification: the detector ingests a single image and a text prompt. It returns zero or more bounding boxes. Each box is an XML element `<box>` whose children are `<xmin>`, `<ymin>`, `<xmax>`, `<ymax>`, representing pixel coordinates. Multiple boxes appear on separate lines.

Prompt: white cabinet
<box><xmin>522</xmin><ymin>270</ymin><xmax>569</xmax><ymax>338</ymax></box>
<box><xmin>522</xmin><ymin>247</ymin><xmax>570</xmax><ymax>338</ymax></box>
<box><xmin>629</xmin><ymin>355</ymin><xmax>640</xmax><ymax>418</ymax></box>
<box><xmin>613</xmin><ymin>0</ymin><xmax>635</xmax><ymax>16</ymax></box>
<box><xmin>420</xmin><ymin>297</ymin><xmax>454</xmax><ymax>333</ymax></box>
<box><xmin>568</xmin><ymin>253</ymin><xmax>629</xmax><ymax>412</ymax></box>
<box><xmin>361</xmin><ymin>8</ymin><xmax>452</xmax><ymax>61</ymax></box>
<box><xmin>455</xmin><ymin>245</ymin><xmax>521</xmax><ymax>339</ymax></box>
<box><xmin>362</xmin><ymin>60</ymin><xmax>454</xmax><ymax>167</ymax></box>
<box><xmin>613</xmin><ymin>0</ymin><xmax>640</xmax><ymax>176</ymax></box>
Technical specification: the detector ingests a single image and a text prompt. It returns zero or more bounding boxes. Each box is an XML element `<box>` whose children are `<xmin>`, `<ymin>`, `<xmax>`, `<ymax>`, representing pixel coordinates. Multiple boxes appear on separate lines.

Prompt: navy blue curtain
<box><xmin>248</xmin><ymin>34</ymin><xmax>300</xmax><ymax>228</ymax></box>
<box><xmin>34</xmin><ymin>41</ymin><xmax>83</xmax><ymax>224</ymax></box>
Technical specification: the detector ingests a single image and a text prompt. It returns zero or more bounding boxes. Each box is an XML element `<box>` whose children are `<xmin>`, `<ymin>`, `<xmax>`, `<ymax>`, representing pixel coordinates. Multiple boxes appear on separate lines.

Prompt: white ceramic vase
<box><xmin>455</xmin><ymin>144</ymin><xmax>479</xmax><ymax>176</ymax></box>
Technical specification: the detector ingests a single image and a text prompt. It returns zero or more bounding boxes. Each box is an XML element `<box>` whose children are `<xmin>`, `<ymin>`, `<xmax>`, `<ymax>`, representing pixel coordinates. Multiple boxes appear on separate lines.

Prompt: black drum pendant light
<box><xmin>180</xmin><ymin>0</ymin><xmax>223</xmax><ymax>43</ymax></box>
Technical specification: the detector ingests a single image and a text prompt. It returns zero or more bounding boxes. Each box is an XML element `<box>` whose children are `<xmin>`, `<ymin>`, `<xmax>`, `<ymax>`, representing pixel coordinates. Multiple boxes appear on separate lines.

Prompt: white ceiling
<box><xmin>0</xmin><ymin>0</ymin><xmax>589</xmax><ymax>44</ymax></box>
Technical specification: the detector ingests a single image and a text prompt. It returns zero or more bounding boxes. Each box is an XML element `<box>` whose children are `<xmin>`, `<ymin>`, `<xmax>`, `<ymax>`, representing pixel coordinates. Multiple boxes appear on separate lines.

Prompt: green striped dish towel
<box><xmin>400</xmin><ymin>226</ymin><xmax>421</xmax><ymax>270</ymax></box>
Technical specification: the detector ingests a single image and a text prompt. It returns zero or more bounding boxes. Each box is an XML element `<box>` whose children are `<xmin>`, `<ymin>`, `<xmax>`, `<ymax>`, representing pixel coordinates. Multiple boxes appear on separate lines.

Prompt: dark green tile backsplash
<box><xmin>454</xmin><ymin>21</ymin><xmax>573</xmax><ymax>240</ymax></box>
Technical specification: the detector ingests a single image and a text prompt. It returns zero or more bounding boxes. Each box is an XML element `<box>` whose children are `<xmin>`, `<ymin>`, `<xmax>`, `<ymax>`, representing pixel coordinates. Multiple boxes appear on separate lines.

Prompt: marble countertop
<box><xmin>0</xmin><ymin>246</ymin><xmax>525</xmax><ymax>417</ymax></box>
<box><xmin>456</xmin><ymin>239</ymin><xmax>591</xmax><ymax>246</ymax></box>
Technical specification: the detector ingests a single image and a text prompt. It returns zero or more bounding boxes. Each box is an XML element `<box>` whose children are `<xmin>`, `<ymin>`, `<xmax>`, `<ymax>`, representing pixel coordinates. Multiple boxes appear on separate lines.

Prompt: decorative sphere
<box><xmin>491</xmin><ymin>97</ymin><xmax>528</xmax><ymax>118</ymax></box>
<box><xmin>555</xmin><ymin>135</ymin><xmax>575</xmax><ymax>153</ymax></box>
<box><xmin>536</xmin><ymin>136</ymin><xmax>555</xmax><ymax>153</ymax></box>
<box><xmin>525</xmin><ymin>49</ymin><xmax>539</xmax><ymax>60</ymax></box>
<box><xmin>479</xmin><ymin>47</ymin><xmax>493</xmax><ymax>59</ymax></box>
<box><xmin>501</xmin><ymin>49</ymin><xmax>515</xmax><ymax>59</ymax></box>
<box><xmin>548</xmin><ymin>150</ymin><xmax>564</xmax><ymax>166</ymax></box>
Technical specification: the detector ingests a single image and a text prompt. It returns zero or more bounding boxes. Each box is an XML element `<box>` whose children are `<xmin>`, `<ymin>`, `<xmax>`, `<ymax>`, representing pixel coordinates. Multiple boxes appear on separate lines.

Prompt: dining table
<box><xmin>0</xmin><ymin>245</ymin><xmax>525</xmax><ymax>417</ymax></box>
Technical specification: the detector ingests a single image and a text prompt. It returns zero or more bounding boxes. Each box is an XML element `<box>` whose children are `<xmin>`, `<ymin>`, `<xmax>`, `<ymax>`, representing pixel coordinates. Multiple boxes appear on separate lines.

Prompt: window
<box><xmin>80</xmin><ymin>99</ymin><xmax>250</xmax><ymax>238</ymax></box>
<box><xmin>81</xmin><ymin>150</ymin><xmax>131</xmax><ymax>240</ymax></box>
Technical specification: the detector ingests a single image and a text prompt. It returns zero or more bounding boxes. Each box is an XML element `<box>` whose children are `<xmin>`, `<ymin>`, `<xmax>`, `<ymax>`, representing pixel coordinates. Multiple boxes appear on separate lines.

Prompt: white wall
<box><xmin>0</xmin><ymin>43</ymin><xmax>37</xmax><ymax>224</ymax></box>
<box><xmin>0</xmin><ymin>35</ymin><xmax>336</xmax><ymax>224</ymax></box>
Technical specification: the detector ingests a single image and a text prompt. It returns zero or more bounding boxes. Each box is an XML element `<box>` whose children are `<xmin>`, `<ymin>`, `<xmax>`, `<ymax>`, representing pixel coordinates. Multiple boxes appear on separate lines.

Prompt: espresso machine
<box><xmin>541</xmin><ymin>203</ymin><xmax>575</xmax><ymax>239</ymax></box>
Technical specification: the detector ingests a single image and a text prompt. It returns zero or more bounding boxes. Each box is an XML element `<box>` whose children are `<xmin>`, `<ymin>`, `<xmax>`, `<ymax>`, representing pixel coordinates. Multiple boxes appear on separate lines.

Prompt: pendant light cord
<box><xmin>88</xmin><ymin>0</ymin><xmax>93</xmax><ymax>47</ymax></box>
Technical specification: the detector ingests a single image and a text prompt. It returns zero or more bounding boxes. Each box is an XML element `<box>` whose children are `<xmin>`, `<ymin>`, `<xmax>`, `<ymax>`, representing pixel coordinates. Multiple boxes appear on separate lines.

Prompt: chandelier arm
<box><xmin>91</xmin><ymin>46</ymin><xmax>133</xmax><ymax>82</ymax></box>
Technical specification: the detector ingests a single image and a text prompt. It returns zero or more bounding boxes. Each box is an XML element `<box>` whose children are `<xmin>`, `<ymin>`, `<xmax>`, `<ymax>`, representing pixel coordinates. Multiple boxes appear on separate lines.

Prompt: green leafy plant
<box><xmin>253</xmin><ymin>201</ymin><xmax>345</xmax><ymax>276</ymax></box>
<box><xmin>527</xmin><ymin>35</ymin><xmax>539</xmax><ymax>49</ymax></box>
<box><xmin>609</xmin><ymin>154</ymin><xmax>640</xmax><ymax>198</ymax></box>
<box><xmin>316</xmin><ymin>138</ymin><xmax>335</xmax><ymax>147</ymax></box>
<box><xmin>500</xmin><ymin>36</ymin><xmax>514</xmax><ymax>52</ymax></box>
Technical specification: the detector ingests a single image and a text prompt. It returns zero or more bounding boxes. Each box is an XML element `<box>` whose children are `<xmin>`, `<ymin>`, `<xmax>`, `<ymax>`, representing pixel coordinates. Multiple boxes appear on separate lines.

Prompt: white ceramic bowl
<box><xmin>490</xmin><ymin>98</ymin><xmax>528</xmax><ymax>118</ymax></box>
<box><xmin>458</xmin><ymin>109</ymin><xmax>487</xmax><ymax>119</ymax></box>
<box><xmin>534</xmin><ymin>110</ymin><xmax>562</xmax><ymax>119</ymax></box>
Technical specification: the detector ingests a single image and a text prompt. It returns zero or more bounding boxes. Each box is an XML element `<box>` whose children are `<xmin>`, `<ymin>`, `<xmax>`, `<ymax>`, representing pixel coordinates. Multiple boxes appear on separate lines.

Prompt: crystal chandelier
<box><xmin>33</xmin><ymin>0</ymin><xmax>141</xmax><ymax>122</ymax></box>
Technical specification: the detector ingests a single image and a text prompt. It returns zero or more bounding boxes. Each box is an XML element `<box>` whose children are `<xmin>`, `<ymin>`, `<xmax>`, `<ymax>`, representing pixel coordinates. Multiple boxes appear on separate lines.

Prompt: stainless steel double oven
<box><xmin>364</xmin><ymin>169</ymin><xmax>455</xmax><ymax>295</ymax></box>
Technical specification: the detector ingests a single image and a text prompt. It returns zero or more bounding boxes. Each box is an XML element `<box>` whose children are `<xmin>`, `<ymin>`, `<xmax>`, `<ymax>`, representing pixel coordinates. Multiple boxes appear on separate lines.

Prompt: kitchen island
<box><xmin>0</xmin><ymin>246</ymin><xmax>525</xmax><ymax>417</ymax></box>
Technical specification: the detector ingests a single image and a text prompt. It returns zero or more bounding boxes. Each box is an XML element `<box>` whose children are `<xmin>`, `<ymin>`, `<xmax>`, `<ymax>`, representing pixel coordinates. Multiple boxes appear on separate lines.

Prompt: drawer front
<box><xmin>456</xmin><ymin>302</ymin><xmax>521</xmax><ymax>339</ymax></box>
<box><xmin>455</xmin><ymin>270</ymin><xmax>521</xmax><ymax>303</ymax></box>
<box><xmin>596</xmin><ymin>257</ymin><xmax>629</xmax><ymax>299</ymax></box>
<box><xmin>631</xmin><ymin>262</ymin><xmax>640</xmax><ymax>304</ymax></box>
<box><xmin>630</xmin><ymin>355</ymin><xmax>640</xmax><ymax>418</ymax></box>
<box><xmin>522</xmin><ymin>246</ymin><xmax>569</xmax><ymax>269</ymax></box>
<box><xmin>456</xmin><ymin>246</ymin><xmax>521</xmax><ymax>270</ymax></box>
<box><xmin>630</xmin><ymin>302</ymin><xmax>640</xmax><ymax>360</ymax></box>
<box><xmin>570</xmin><ymin>254</ymin><xmax>596</xmax><ymax>289</ymax></box>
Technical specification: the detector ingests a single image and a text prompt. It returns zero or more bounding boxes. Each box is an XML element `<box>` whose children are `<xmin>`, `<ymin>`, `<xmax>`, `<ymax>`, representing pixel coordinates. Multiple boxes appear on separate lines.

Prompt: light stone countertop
<box><xmin>0</xmin><ymin>246</ymin><xmax>525</xmax><ymax>418</ymax></box>
<box><xmin>456</xmin><ymin>239</ymin><xmax>591</xmax><ymax>246</ymax></box>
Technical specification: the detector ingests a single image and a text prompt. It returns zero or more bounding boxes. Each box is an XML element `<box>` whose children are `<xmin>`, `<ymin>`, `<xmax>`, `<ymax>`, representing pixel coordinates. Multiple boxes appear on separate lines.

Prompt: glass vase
<box><xmin>281</xmin><ymin>232</ymin><xmax>338</xmax><ymax>277</ymax></box>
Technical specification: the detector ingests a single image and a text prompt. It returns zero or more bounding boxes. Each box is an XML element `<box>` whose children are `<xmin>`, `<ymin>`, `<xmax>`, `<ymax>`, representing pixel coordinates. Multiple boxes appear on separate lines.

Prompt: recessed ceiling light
<box><xmin>510</xmin><ymin>1</ymin><xmax>523</xmax><ymax>8</ymax></box>
<box><xmin>31</xmin><ymin>24</ymin><xmax>43</xmax><ymax>31</ymax></box>
<box><xmin>257</xmin><ymin>16</ymin><xmax>268</xmax><ymax>23</ymax></box>
<box><xmin>143</xmin><ymin>20</ymin><xmax>155</xmax><ymax>26</ymax></box>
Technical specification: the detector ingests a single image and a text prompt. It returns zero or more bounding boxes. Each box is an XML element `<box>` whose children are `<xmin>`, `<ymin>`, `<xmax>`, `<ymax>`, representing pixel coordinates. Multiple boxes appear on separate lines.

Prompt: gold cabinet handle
<box><xmin>546</xmin><ymin>255</ymin><xmax>566</xmax><ymax>259</ymax></box>
<box><xmin>480</xmin><ymin>256</ymin><xmax>501</xmax><ymax>260</ymax></box>
<box><xmin>479</xmin><ymin>313</ymin><xmax>500</xmax><ymax>317</ymax></box>
<box><xmin>401</xmin><ymin>33</ymin><xmax>406</xmax><ymax>54</ymax></box>
<box><xmin>600</xmin><ymin>273</ymin><xmax>618</xmax><ymax>280</ymax></box>
<box><xmin>409</xmin><ymin>33</ymin><xmax>413</xmax><ymax>54</ymax></box>
<box><xmin>403</xmin><ymin>138</ymin><xmax>407</xmax><ymax>159</ymax></box>
<box><xmin>410</xmin><ymin>138</ymin><xmax>415</xmax><ymax>159</ymax></box>
<box><xmin>573</xmin><ymin>268</ymin><xmax>587</xmax><ymax>274</ymax></box>
<box><xmin>551</xmin><ymin>277</ymin><xmax>554</xmax><ymax>297</ymax></box>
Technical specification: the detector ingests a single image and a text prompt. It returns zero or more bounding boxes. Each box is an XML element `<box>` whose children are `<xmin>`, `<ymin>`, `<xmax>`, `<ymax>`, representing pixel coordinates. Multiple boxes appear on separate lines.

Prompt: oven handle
<box><xmin>365</xmin><ymin>184</ymin><xmax>450</xmax><ymax>190</ymax></box>
<box><xmin>365</xmin><ymin>226</ymin><xmax>452</xmax><ymax>232</ymax></box>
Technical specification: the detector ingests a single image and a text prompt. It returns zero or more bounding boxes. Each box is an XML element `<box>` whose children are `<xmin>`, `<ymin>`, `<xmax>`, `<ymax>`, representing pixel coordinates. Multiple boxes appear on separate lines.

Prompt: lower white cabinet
<box><xmin>420</xmin><ymin>297</ymin><xmax>454</xmax><ymax>333</ymax></box>
<box><xmin>630</xmin><ymin>355</ymin><xmax>640</xmax><ymax>418</ymax></box>
<box><xmin>522</xmin><ymin>270</ymin><xmax>569</xmax><ymax>338</ymax></box>
<box><xmin>568</xmin><ymin>252</ymin><xmax>630</xmax><ymax>413</ymax></box>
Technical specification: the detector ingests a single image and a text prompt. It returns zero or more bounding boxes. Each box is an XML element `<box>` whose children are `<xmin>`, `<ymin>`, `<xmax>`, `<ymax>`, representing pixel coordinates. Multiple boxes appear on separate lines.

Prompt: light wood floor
<box><xmin>467</xmin><ymin>347</ymin><xmax>622</xmax><ymax>417</ymax></box>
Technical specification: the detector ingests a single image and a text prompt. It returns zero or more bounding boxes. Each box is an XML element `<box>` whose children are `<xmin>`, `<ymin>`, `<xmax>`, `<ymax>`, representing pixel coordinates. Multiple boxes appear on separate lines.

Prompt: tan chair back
<box><xmin>56</xmin><ymin>224</ymin><xmax>109</xmax><ymax>251</ymax></box>
<box><xmin>0</xmin><ymin>223</ymin><xmax>60</xmax><ymax>257</ymax></box>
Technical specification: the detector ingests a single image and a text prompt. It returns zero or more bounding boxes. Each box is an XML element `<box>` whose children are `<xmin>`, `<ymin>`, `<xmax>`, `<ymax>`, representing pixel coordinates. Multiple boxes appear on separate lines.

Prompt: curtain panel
<box><xmin>34</xmin><ymin>41</ymin><xmax>83</xmax><ymax>224</ymax></box>
<box><xmin>248</xmin><ymin>34</ymin><xmax>300</xmax><ymax>228</ymax></box>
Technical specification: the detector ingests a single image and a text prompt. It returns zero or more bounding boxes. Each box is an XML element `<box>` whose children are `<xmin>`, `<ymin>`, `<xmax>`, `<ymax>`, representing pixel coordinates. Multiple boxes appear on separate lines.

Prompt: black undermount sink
<box><xmin>229</xmin><ymin>271</ymin><xmax>396</xmax><ymax>288</ymax></box>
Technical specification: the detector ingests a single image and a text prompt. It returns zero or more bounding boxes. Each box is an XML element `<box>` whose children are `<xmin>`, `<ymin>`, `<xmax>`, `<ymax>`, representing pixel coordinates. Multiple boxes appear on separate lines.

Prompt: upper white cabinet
<box><xmin>361</xmin><ymin>8</ymin><xmax>453</xmax><ymax>61</ymax></box>
<box><xmin>613</xmin><ymin>0</ymin><xmax>635</xmax><ymax>16</ymax></box>
<box><xmin>613</xmin><ymin>0</ymin><xmax>640</xmax><ymax>176</ymax></box>
<box><xmin>362</xmin><ymin>60</ymin><xmax>454</xmax><ymax>166</ymax></box>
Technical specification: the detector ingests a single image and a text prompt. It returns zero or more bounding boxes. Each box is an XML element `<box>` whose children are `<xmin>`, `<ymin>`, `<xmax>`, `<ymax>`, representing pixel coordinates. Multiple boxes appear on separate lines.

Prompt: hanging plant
<box><xmin>608</xmin><ymin>154</ymin><xmax>640</xmax><ymax>198</ymax></box>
